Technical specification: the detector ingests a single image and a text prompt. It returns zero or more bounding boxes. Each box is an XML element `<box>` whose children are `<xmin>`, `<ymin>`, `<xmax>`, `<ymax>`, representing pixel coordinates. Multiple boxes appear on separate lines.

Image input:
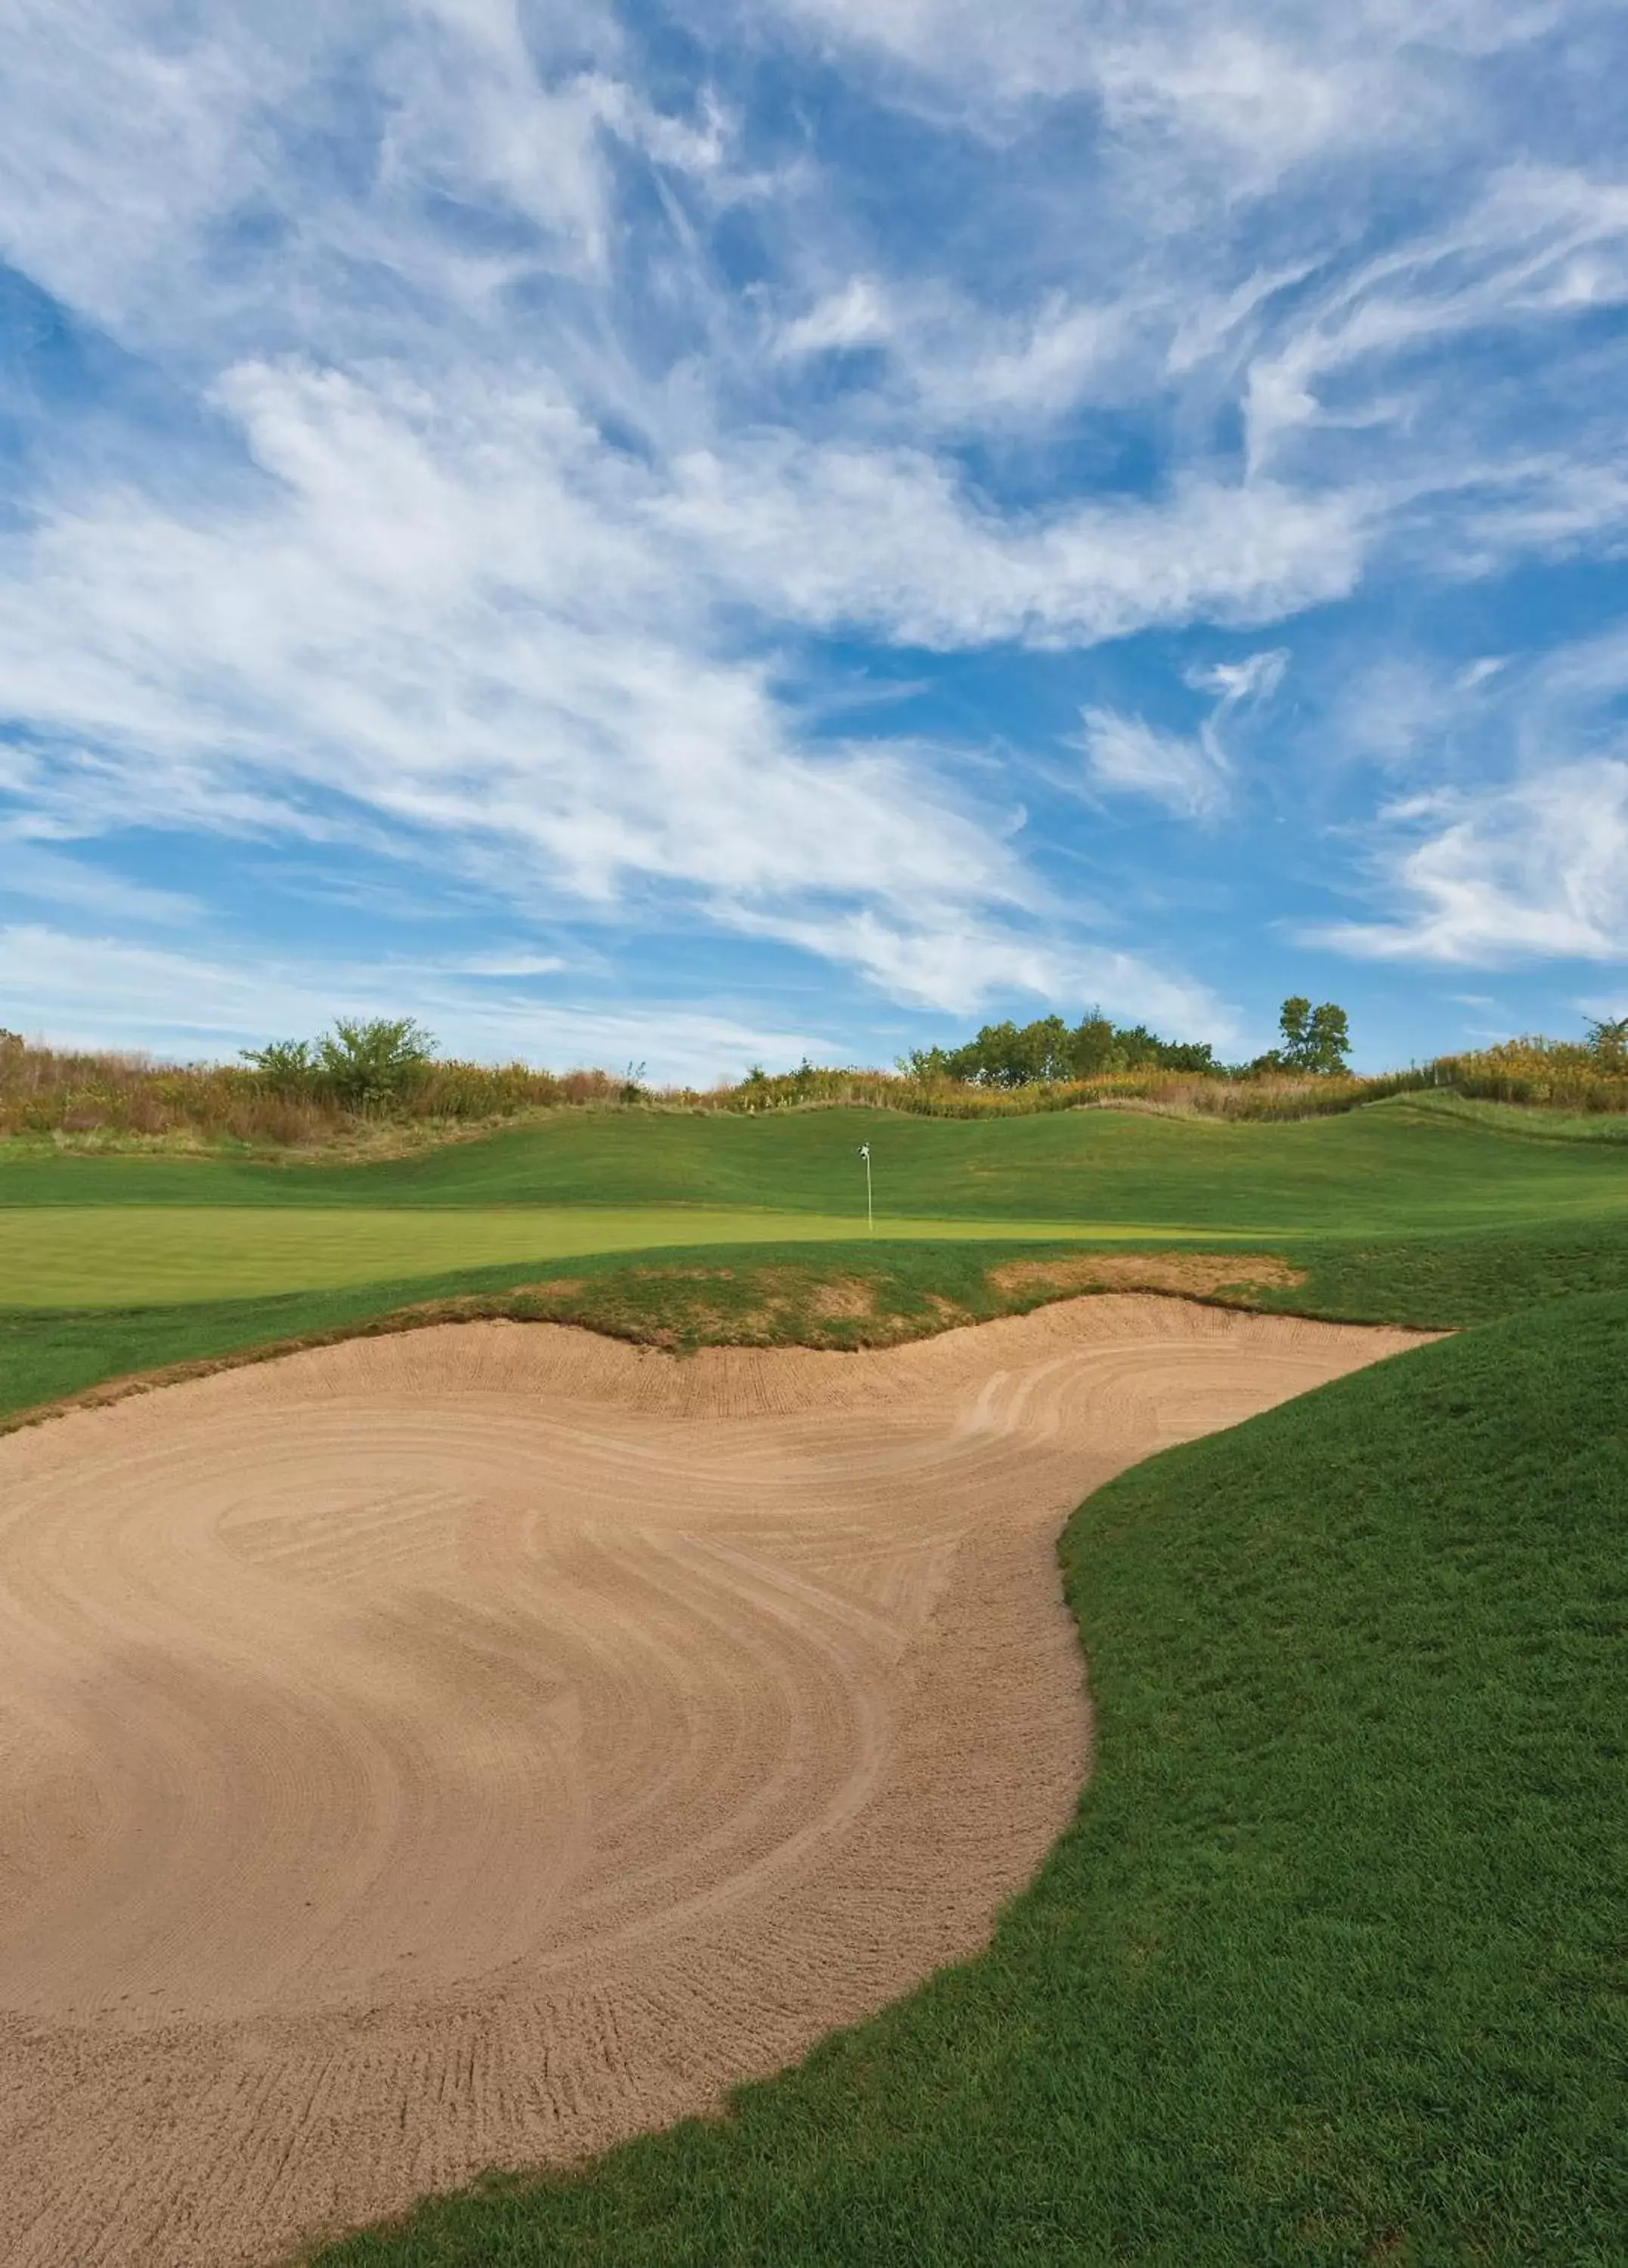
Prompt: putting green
<box><xmin>0</xmin><ymin>1206</ymin><xmax>1290</xmax><ymax>1309</ymax></box>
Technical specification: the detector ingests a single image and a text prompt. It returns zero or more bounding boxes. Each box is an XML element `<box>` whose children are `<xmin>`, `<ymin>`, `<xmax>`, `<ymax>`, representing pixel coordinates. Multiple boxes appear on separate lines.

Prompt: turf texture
<box><xmin>4</xmin><ymin>1095</ymin><xmax>1626</xmax><ymax>1232</ymax></box>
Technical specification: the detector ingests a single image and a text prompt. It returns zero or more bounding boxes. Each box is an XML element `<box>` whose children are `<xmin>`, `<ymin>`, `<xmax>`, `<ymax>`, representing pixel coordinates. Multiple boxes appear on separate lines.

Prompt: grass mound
<box><xmin>312</xmin><ymin>1290</ymin><xmax>1626</xmax><ymax>2268</ymax></box>
<box><xmin>6</xmin><ymin>1095</ymin><xmax>1628</xmax><ymax>1238</ymax></box>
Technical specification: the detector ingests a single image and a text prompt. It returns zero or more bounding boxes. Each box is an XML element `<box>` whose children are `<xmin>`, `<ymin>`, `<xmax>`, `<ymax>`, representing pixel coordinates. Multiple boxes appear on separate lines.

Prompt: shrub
<box><xmin>315</xmin><ymin>1018</ymin><xmax>436</xmax><ymax>1114</ymax></box>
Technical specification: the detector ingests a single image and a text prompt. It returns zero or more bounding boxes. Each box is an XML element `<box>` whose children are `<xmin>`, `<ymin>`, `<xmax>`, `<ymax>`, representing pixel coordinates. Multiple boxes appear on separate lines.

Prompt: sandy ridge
<box><xmin>0</xmin><ymin>1297</ymin><xmax>1428</xmax><ymax>2267</ymax></box>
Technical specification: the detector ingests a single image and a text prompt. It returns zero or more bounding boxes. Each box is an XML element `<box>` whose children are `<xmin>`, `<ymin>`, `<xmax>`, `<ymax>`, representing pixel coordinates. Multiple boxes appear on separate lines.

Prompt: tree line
<box><xmin>899</xmin><ymin>996</ymin><xmax>1353</xmax><ymax>1089</ymax></box>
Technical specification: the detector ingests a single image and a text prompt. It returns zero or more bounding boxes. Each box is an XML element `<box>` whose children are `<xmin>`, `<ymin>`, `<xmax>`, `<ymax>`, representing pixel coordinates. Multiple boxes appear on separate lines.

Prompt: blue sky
<box><xmin>2</xmin><ymin>0</ymin><xmax>1627</xmax><ymax>1080</ymax></box>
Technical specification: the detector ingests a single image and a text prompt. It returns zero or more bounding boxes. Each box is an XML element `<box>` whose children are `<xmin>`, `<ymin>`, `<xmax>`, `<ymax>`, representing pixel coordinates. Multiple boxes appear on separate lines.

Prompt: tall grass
<box><xmin>1435</xmin><ymin>1035</ymin><xmax>1628</xmax><ymax>1113</ymax></box>
<box><xmin>703</xmin><ymin>1061</ymin><xmax>1435</xmax><ymax>1121</ymax></box>
<box><xmin>0</xmin><ymin>1041</ymin><xmax>621</xmax><ymax>1146</ymax></box>
<box><xmin>5</xmin><ymin>1030</ymin><xmax>1623</xmax><ymax>1151</ymax></box>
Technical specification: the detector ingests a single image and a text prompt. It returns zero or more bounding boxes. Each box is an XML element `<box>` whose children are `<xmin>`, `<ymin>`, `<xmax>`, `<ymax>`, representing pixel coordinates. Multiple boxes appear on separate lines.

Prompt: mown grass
<box><xmin>0</xmin><ymin>1205</ymin><xmax>1191</xmax><ymax>1308</ymax></box>
<box><xmin>1404</xmin><ymin>1094</ymin><xmax>1628</xmax><ymax>1144</ymax></box>
<box><xmin>11</xmin><ymin>1203</ymin><xmax>1628</xmax><ymax>1429</ymax></box>
<box><xmin>2</xmin><ymin>1095</ymin><xmax>1625</xmax><ymax>1344</ymax></box>
<box><xmin>3</xmin><ymin>1097</ymin><xmax>1626</xmax><ymax>1254</ymax></box>
<box><xmin>302</xmin><ymin>1290</ymin><xmax>1626</xmax><ymax>2268</ymax></box>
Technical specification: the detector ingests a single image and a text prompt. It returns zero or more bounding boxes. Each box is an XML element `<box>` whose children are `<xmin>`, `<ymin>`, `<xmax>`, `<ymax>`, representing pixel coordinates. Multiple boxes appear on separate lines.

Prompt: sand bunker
<box><xmin>0</xmin><ymin>1297</ymin><xmax>1425</xmax><ymax>2268</ymax></box>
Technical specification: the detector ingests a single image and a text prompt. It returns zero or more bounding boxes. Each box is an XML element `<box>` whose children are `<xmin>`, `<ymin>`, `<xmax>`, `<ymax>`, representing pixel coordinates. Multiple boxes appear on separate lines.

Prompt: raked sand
<box><xmin>0</xmin><ymin>1298</ymin><xmax>1426</xmax><ymax>2268</ymax></box>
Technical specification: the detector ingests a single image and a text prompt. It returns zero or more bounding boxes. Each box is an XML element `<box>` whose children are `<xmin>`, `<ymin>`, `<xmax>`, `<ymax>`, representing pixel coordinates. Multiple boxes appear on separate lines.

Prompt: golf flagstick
<box><xmin>859</xmin><ymin>1143</ymin><xmax>873</xmax><ymax>1233</ymax></box>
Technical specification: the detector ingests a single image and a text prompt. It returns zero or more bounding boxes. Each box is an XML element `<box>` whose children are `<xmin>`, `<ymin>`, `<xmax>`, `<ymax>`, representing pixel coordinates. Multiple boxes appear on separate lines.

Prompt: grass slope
<box><xmin>2</xmin><ymin>1098</ymin><xmax>1625</xmax><ymax>1322</ymax></box>
<box><xmin>312</xmin><ymin>1292</ymin><xmax>1627</xmax><ymax>2268</ymax></box>
<box><xmin>2</xmin><ymin>1095</ymin><xmax>1626</xmax><ymax>1232</ymax></box>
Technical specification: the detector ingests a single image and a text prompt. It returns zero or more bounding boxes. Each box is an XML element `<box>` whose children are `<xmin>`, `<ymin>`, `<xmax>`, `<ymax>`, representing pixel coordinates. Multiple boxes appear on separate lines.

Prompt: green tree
<box><xmin>944</xmin><ymin>1016</ymin><xmax>1073</xmax><ymax>1087</ymax></box>
<box><xmin>905</xmin><ymin>1009</ymin><xmax>1217</xmax><ymax>1088</ymax></box>
<box><xmin>315</xmin><ymin>1018</ymin><xmax>436</xmax><ymax>1113</ymax></box>
<box><xmin>1279</xmin><ymin>996</ymin><xmax>1351</xmax><ymax>1075</ymax></box>
<box><xmin>240</xmin><ymin>1038</ymin><xmax>319</xmax><ymax>1094</ymax></box>
<box><xmin>1586</xmin><ymin>1015</ymin><xmax>1628</xmax><ymax>1067</ymax></box>
<box><xmin>898</xmin><ymin>1046</ymin><xmax>951</xmax><ymax>1080</ymax></box>
<box><xmin>1066</xmin><ymin>1013</ymin><xmax>1120</xmax><ymax>1077</ymax></box>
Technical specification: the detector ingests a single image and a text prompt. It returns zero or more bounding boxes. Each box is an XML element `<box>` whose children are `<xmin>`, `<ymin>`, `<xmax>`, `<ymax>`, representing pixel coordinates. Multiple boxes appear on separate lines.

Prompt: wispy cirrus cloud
<box><xmin>0</xmin><ymin>354</ymin><xmax>1340</xmax><ymax>1012</ymax></box>
<box><xmin>1080</xmin><ymin>649</ymin><xmax>1286</xmax><ymax>820</ymax></box>
<box><xmin>1</xmin><ymin>0</ymin><xmax>1627</xmax><ymax>1074</ymax></box>
<box><xmin>1306</xmin><ymin>621</ymin><xmax>1628</xmax><ymax>967</ymax></box>
<box><xmin>753</xmin><ymin>0</ymin><xmax>1582</xmax><ymax>179</ymax></box>
<box><xmin>0</xmin><ymin>840</ymin><xmax>202</xmax><ymax>925</ymax></box>
<box><xmin>1310</xmin><ymin>759</ymin><xmax>1628</xmax><ymax>963</ymax></box>
<box><xmin>1079</xmin><ymin>713</ymin><xmax>1231</xmax><ymax>821</ymax></box>
<box><xmin>0</xmin><ymin>922</ymin><xmax>834</xmax><ymax>1083</ymax></box>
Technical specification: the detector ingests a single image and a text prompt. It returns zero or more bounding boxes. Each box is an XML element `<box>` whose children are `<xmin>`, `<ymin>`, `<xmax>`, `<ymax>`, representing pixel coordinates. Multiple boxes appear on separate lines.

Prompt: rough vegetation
<box><xmin>1432</xmin><ymin>1026</ymin><xmax>1628</xmax><ymax>1113</ymax></box>
<box><xmin>4</xmin><ymin>1007</ymin><xmax>1628</xmax><ymax>1157</ymax></box>
<box><xmin>0</xmin><ymin>1026</ymin><xmax>622</xmax><ymax>1146</ymax></box>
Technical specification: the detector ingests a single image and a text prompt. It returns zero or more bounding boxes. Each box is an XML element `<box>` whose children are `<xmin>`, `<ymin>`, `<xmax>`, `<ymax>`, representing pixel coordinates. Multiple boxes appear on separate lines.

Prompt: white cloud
<box><xmin>0</xmin><ymin>924</ymin><xmax>835</xmax><ymax>1085</ymax></box>
<box><xmin>452</xmin><ymin>948</ymin><xmax>570</xmax><ymax>977</ymax></box>
<box><xmin>0</xmin><ymin>841</ymin><xmax>202</xmax><ymax>925</ymax></box>
<box><xmin>773</xmin><ymin>278</ymin><xmax>892</xmax><ymax>359</ymax></box>
<box><xmin>1311</xmin><ymin>647</ymin><xmax>1507</xmax><ymax>774</ymax></box>
<box><xmin>1242</xmin><ymin>165</ymin><xmax>1628</xmax><ymax>478</ymax></box>
<box><xmin>0</xmin><ymin>0</ymin><xmax>707</xmax><ymax>344</ymax></box>
<box><xmin>771</xmin><ymin>281</ymin><xmax>1134</xmax><ymax>429</ymax></box>
<box><xmin>1080</xmin><ymin>646</ymin><xmax>1286</xmax><ymax>819</ymax></box>
<box><xmin>658</xmin><ymin>448</ymin><xmax>1366</xmax><ymax>646</ymax></box>
<box><xmin>729</xmin><ymin>901</ymin><xmax>1233</xmax><ymax>1037</ymax></box>
<box><xmin>0</xmin><ymin>355</ymin><xmax>1329</xmax><ymax>1018</ymax></box>
<box><xmin>1079</xmin><ymin>711</ymin><xmax>1230</xmax><ymax>821</ymax></box>
<box><xmin>1187</xmin><ymin>650</ymin><xmax>1289</xmax><ymax>705</ymax></box>
<box><xmin>1311</xmin><ymin>759</ymin><xmax>1628</xmax><ymax>963</ymax></box>
<box><xmin>757</xmin><ymin>0</ymin><xmax>1564</xmax><ymax>173</ymax></box>
<box><xmin>0</xmin><ymin>364</ymin><xmax>1026</xmax><ymax>953</ymax></box>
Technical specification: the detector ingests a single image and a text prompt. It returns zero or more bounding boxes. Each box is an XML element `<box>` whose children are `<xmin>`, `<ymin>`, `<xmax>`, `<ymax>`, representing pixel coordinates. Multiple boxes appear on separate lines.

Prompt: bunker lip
<box><xmin>0</xmin><ymin>1249</ymin><xmax>1313</xmax><ymax>1439</ymax></box>
<box><xmin>0</xmin><ymin>1297</ymin><xmax>1429</xmax><ymax>2268</ymax></box>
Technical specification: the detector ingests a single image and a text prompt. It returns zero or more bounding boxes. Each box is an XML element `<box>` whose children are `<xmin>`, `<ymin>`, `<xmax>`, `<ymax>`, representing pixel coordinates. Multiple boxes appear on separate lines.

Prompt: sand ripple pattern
<box><xmin>0</xmin><ymin>1298</ymin><xmax>1425</xmax><ymax>2267</ymax></box>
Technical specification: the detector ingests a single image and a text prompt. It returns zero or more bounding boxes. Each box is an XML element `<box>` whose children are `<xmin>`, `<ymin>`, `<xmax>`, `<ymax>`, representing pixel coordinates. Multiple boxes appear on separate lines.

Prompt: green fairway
<box><xmin>3</xmin><ymin>1095</ymin><xmax>1624</xmax><ymax>1314</ymax></box>
<box><xmin>0</xmin><ymin>1204</ymin><xmax>1277</xmax><ymax>1308</ymax></box>
<box><xmin>310</xmin><ymin>1288</ymin><xmax>1626</xmax><ymax>2268</ymax></box>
